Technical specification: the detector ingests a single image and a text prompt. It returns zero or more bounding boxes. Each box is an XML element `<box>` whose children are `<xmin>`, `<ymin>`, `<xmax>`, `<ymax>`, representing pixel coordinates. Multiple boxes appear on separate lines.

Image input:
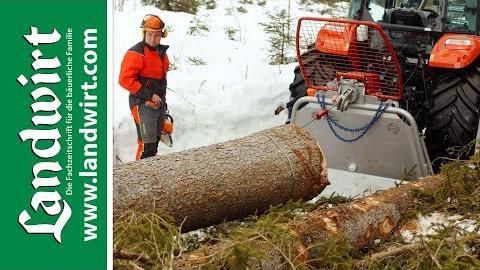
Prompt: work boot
<box><xmin>140</xmin><ymin>142</ymin><xmax>157</xmax><ymax>159</ymax></box>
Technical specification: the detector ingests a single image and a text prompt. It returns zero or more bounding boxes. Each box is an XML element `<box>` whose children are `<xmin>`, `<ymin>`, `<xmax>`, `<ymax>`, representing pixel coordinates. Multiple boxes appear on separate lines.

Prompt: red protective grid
<box><xmin>296</xmin><ymin>17</ymin><xmax>403</xmax><ymax>101</ymax></box>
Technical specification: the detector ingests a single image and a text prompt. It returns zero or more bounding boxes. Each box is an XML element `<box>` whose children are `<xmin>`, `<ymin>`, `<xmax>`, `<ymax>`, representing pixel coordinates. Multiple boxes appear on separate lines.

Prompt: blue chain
<box><xmin>316</xmin><ymin>94</ymin><xmax>388</xmax><ymax>143</ymax></box>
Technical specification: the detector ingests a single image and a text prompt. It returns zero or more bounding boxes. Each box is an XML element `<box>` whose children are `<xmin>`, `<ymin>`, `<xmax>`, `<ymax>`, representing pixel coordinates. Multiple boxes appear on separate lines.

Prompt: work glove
<box><xmin>145</xmin><ymin>93</ymin><xmax>163</xmax><ymax>109</ymax></box>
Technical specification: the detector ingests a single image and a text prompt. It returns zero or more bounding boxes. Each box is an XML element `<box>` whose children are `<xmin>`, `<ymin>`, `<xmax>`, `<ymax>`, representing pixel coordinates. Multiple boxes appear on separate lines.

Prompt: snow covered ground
<box><xmin>400</xmin><ymin>212</ymin><xmax>478</xmax><ymax>243</ymax></box>
<box><xmin>113</xmin><ymin>0</ymin><xmax>399</xmax><ymax>198</ymax></box>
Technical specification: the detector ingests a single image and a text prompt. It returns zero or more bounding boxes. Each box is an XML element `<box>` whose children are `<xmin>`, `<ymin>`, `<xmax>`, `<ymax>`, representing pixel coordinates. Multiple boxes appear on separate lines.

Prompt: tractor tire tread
<box><xmin>426</xmin><ymin>59</ymin><xmax>480</xmax><ymax>170</ymax></box>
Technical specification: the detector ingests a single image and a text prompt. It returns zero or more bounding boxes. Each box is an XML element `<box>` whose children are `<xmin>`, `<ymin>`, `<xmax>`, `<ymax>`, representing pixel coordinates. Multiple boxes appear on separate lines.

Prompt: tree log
<box><xmin>114</xmin><ymin>124</ymin><xmax>329</xmax><ymax>231</ymax></box>
<box><xmin>175</xmin><ymin>175</ymin><xmax>445</xmax><ymax>269</ymax></box>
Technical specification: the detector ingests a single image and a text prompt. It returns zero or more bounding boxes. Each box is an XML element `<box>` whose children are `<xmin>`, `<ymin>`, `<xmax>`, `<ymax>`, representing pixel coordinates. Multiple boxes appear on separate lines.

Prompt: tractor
<box><xmin>287</xmin><ymin>0</ymin><xmax>480</xmax><ymax>175</ymax></box>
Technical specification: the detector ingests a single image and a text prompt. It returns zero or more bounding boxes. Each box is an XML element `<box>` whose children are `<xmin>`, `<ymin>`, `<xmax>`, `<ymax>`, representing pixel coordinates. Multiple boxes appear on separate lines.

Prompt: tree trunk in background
<box><xmin>114</xmin><ymin>124</ymin><xmax>329</xmax><ymax>232</ymax></box>
<box><xmin>176</xmin><ymin>175</ymin><xmax>445</xmax><ymax>269</ymax></box>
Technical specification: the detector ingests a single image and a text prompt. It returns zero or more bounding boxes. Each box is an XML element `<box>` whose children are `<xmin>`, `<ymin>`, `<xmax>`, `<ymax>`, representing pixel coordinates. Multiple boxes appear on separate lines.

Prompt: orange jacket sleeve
<box><xmin>119</xmin><ymin>51</ymin><xmax>145</xmax><ymax>94</ymax></box>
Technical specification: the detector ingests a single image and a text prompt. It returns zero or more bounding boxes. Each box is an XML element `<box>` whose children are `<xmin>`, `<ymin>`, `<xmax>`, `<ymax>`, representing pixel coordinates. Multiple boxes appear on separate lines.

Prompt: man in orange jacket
<box><xmin>119</xmin><ymin>14</ymin><xmax>170</xmax><ymax>160</ymax></box>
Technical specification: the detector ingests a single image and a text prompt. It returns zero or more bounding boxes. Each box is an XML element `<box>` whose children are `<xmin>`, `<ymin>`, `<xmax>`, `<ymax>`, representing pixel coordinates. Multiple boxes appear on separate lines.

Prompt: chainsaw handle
<box><xmin>166</xmin><ymin>114</ymin><xmax>173</xmax><ymax>124</ymax></box>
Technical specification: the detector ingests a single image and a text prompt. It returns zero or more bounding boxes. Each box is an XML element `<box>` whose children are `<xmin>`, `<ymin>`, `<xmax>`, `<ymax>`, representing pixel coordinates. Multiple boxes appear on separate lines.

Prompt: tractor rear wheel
<box><xmin>425</xmin><ymin>60</ymin><xmax>480</xmax><ymax>171</ymax></box>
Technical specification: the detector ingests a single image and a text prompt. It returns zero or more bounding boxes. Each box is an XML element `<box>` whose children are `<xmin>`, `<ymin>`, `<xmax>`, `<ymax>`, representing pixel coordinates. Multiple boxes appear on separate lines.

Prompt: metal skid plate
<box><xmin>291</xmin><ymin>93</ymin><xmax>432</xmax><ymax>180</ymax></box>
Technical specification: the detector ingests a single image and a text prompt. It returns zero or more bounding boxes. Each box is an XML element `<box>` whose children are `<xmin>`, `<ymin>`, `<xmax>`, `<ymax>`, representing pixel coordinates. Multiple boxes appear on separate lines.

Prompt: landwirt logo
<box><xmin>16</xmin><ymin>26</ymin><xmax>71</xmax><ymax>244</ymax></box>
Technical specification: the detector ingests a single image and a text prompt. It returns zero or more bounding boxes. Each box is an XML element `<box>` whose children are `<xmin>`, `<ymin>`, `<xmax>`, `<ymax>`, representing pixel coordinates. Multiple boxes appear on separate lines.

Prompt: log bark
<box><xmin>114</xmin><ymin>124</ymin><xmax>329</xmax><ymax>231</ymax></box>
<box><xmin>175</xmin><ymin>175</ymin><xmax>445</xmax><ymax>269</ymax></box>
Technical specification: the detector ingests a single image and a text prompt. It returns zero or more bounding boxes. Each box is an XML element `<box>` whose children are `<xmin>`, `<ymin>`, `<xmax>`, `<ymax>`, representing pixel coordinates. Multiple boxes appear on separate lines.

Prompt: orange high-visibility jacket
<box><xmin>119</xmin><ymin>41</ymin><xmax>169</xmax><ymax>109</ymax></box>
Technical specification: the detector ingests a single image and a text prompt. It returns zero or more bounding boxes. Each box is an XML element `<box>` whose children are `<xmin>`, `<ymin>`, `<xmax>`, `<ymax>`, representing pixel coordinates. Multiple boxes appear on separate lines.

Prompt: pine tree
<box><xmin>141</xmin><ymin>0</ymin><xmax>200</xmax><ymax>14</ymax></box>
<box><xmin>259</xmin><ymin>9</ymin><xmax>295</xmax><ymax>65</ymax></box>
<box><xmin>203</xmin><ymin>0</ymin><xmax>216</xmax><ymax>9</ymax></box>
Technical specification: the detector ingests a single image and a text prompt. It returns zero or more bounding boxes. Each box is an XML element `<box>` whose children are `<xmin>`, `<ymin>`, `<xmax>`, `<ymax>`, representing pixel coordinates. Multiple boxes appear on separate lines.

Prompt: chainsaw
<box><xmin>161</xmin><ymin>113</ymin><xmax>174</xmax><ymax>147</ymax></box>
<box><xmin>145</xmin><ymin>100</ymin><xmax>174</xmax><ymax>147</ymax></box>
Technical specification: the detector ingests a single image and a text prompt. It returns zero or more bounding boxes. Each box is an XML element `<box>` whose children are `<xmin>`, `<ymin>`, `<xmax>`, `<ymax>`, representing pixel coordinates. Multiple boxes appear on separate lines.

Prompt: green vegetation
<box><xmin>224</xmin><ymin>26</ymin><xmax>240</xmax><ymax>41</ymax></box>
<box><xmin>168</xmin><ymin>54</ymin><xmax>179</xmax><ymax>70</ymax></box>
<box><xmin>114</xmin><ymin>153</ymin><xmax>480</xmax><ymax>269</ymax></box>
<box><xmin>140</xmin><ymin>0</ymin><xmax>200</xmax><ymax>14</ymax></box>
<box><xmin>297</xmin><ymin>0</ymin><xmax>348</xmax><ymax>5</ymax></box>
<box><xmin>202</xmin><ymin>0</ymin><xmax>216</xmax><ymax>10</ymax></box>
<box><xmin>260</xmin><ymin>9</ymin><xmax>295</xmax><ymax>64</ymax></box>
<box><xmin>257</xmin><ymin>0</ymin><xmax>267</xmax><ymax>6</ymax></box>
<box><xmin>236</xmin><ymin>6</ymin><xmax>247</xmax><ymax>14</ymax></box>
<box><xmin>187</xmin><ymin>56</ymin><xmax>208</xmax><ymax>66</ymax></box>
<box><xmin>113</xmin><ymin>211</ymin><xmax>183</xmax><ymax>269</ymax></box>
<box><xmin>187</xmin><ymin>17</ymin><xmax>210</xmax><ymax>36</ymax></box>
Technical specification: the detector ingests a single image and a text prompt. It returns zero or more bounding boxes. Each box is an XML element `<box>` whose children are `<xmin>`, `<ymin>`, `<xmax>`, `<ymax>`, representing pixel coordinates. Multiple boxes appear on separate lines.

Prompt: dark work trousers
<box><xmin>131</xmin><ymin>103</ymin><xmax>166</xmax><ymax>160</ymax></box>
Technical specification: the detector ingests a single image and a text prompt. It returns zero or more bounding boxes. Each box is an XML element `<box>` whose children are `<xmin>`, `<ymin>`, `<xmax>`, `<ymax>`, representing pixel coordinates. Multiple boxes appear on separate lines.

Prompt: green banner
<box><xmin>1</xmin><ymin>1</ymin><xmax>107</xmax><ymax>269</ymax></box>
